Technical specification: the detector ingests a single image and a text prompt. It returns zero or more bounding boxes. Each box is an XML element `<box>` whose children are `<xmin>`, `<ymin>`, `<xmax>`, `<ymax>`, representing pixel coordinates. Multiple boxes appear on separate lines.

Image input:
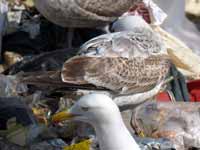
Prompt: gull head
<box><xmin>111</xmin><ymin>15</ymin><xmax>152</xmax><ymax>32</ymax></box>
<box><xmin>52</xmin><ymin>94</ymin><xmax>121</xmax><ymax>125</ymax></box>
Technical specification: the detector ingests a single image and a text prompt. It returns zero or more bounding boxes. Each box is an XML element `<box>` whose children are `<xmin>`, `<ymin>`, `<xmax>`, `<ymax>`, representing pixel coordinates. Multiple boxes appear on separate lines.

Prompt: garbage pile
<box><xmin>0</xmin><ymin>0</ymin><xmax>200</xmax><ymax>150</ymax></box>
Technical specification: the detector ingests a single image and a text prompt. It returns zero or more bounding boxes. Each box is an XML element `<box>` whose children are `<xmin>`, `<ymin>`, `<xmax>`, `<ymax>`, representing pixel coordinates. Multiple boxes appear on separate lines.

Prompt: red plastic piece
<box><xmin>155</xmin><ymin>80</ymin><xmax>200</xmax><ymax>102</ymax></box>
<box><xmin>187</xmin><ymin>80</ymin><xmax>200</xmax><ymax>102</ymax></box>
<box><xmin>156</xmin><ymin>92</ymin><xmax>171</xmax><ymax>102</ymax></box>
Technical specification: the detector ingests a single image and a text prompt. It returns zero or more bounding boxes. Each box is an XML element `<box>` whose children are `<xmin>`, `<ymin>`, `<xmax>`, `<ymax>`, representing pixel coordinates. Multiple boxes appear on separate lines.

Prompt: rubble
<box><xmin>131</xmin><ymin>102</ymin><xmax>200</xmax><ymax>150</ymax></box>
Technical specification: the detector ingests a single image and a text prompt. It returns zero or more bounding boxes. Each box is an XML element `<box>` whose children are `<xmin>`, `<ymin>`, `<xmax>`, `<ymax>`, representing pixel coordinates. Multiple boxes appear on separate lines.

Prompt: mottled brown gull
<box><xmin>34</xmin><ymin>0</ymin><xmax>136</xmax><ymax>28</ymax></box>
<box><xmin>22</xmin><ymin>20</ymin><xmax>171</xmax><ymax>107</ymax></box>
<box><xmin>79</xmin><ymin>25</ymin><xmax>167</xmax><ymax>58</ymax></box>
<box><xmin>61</xmin><ymin>55</ymin><xmax>171</xmax><ymax>107</ymax></box>
<box><xmin>34</xmin><ymin>0</ymin><xmax>137</xmax><ymax>47</ymax></box>
<box><xmin>34</xmin><ymin>0</ymin><xmax>168</xmax><ymax>48</ymax></box>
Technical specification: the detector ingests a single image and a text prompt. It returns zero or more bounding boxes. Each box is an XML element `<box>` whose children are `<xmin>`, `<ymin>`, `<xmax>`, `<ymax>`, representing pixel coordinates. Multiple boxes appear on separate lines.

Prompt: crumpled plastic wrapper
<box><xmin>0</xmin><ymin>74</ymin><xmax>28</xmax><ymax>96</ymax></box>
<box><xmin>135</xmin><ymin>136</ymin><xmax>175</xmax><ymax>150</ymax></box>
<box><xmin>143</xmin><ymin>0</ymin><xmax>167</xmax><ymax>25</ymax></box>
<box><xmin>5</xmin><ymin>0</ymin><xmax>40</xmax><ymax>39</ymax></box>
<box><xmin>131</xmin><ymin>102</ymin><xmax>200</xmax><ymax>150</ymax></box>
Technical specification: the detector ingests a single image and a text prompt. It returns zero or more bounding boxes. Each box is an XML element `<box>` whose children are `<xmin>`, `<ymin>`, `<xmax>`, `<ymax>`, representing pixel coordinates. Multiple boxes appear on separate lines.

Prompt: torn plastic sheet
<box><xmin>143</xmin><ymin>0</ymin><xmax>167</xmax><ymax>25</ymax></box>
<box><xmin>0</xmin><ymin>0</ymin><xmax>8</xmax><ymax>14</ymax></box>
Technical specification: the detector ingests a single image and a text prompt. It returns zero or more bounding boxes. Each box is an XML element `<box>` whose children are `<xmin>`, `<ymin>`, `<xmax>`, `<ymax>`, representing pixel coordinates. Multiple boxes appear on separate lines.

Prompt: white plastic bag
<box><xmin>143</xmin><ymin>0</ymin><xmax>167</xmax><ymax>25</ymax></box>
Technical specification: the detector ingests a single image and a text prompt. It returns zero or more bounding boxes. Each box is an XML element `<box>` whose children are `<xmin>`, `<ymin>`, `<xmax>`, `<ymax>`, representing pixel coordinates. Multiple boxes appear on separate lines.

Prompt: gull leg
<box><xmin>0</xmin><ymin>36</ymin><xmax>2</xmax><ymax>63</ymax></box>
<box><xmin>114</xmin><ymin>77</ymin><xmax>173</xmax><ymax>110</ymax></box>
<box><xmin>66</xmin><ymin>28</ymin><xmax>74</xmax><ymax>49</ymax></box>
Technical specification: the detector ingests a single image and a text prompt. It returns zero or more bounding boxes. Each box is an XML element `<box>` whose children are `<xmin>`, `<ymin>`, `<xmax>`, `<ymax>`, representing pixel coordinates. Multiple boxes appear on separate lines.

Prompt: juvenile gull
<box><xmin>80</xmin><ymin>25</ymin><xmax>167</xmax><ymax>58</ymax></box>
<box><xmin>52</xmin><ymin>93</ymin><xmax>141</xmax><ymax>150</ymax></box>
<box><xmin>22</xmin><ymin>25</ymin><xmax>171</xmax><ymax>107</ymax></box>
<box><xmin>61</xmin><ymin>55</ymin><xmax>171</xmax><ymax>107</ymax></box>
<box><xmin>34</xmin><ymin>0</ymin><xmax>165</xmax><ymax>48</ymax></box>
<box><xmin>34</xmin><ymin>0</ymin><xmax>136</xmax><ymax>28</ymax></box>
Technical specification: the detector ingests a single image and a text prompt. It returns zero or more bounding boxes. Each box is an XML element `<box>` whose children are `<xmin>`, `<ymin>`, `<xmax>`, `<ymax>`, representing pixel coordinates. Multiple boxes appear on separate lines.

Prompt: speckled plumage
<box><xmin>79</xmin><ymin>28</ymin><xmax>167</xmax><ymax>58</ymax></box>
<box><xmin>34</xmin><ymin>0</ymin><xmax>137</xmax><ymax>27</ymax></box>
<box><xmin>62</xmin><ymin>55</ymin><xmax>171</xmax><ymax>95</ymax></box>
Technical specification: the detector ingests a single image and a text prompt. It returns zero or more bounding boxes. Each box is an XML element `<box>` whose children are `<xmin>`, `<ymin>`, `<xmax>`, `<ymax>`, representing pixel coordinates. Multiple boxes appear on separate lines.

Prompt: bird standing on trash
<box><xmin>52</xmin><ymin>93</ymin><xmax>141</xmax><ymax>150</ymax></box>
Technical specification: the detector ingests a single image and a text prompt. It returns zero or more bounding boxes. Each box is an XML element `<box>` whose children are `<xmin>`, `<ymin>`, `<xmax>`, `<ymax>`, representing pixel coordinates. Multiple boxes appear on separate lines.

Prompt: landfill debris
<box><xmin>0</xmin><ymin>0</ymin><xmax>8</xmax><ymax>62</ymax></box>
<box><xmin>186</xmin><ymin>0</ymin><xmax>200</xmax><ymax>19</ymax></box>
<box><xmin>0</xmin><ymin>74</ymin><xmax>27</xmax><ymax>96</ymax></box>
<box><xmin>3</xmin><ymin>49</ymin><xmax>76</xmax><ymax>75</ymax></box>
<box><xmin>153</xmin><ymin>0</ymin><xmax>200</xmax><ymax>56</ymax></box>
<box><xmin>0</xmin><ymin>139</ymin><xmax>24</xmax><ymax>150</ymax></box>
<box><xmin>6</xmin><ymin>3</ymin><xmax>40</xmax><ymax>39</ymax></box>
<box><xmin>0</xmin><ymin>0</ymin><xmax>200</xmax><ymax>150</ymax></box>
<box><xmin>154</xmin><ymin>26</ymin><xmax>200</xmax><ymax>79</ymax></box>
<box><xmin>0</xmin><ymin>97</ymin><xmax>40</xmax><ymax>146</ymax></box>
<box><xmin>143</xmin><ymin>0</ymin><xmax>167</xmax><ymax>25</ymax></box>
<box><xmin>63</xmin><ymin>139</ymin><xmax>91</xmax><ymax>150</ymax></box>
<box><xmin>135</xmin><ymin>137</ymin><xmax>175</xmax><ymax>150</ymax></box>
<box><xmin>4</xmin><ymin>51</ymin><xmax>23</xmax><ymax>66</ymax></box>
<box><xmin>131</xmin><ymin>102</ymin><xmax>200</xmax><ymax>150</ymax></box>
<box><xmin>30</xmin><ymin>138</ymin><xmax>67</xmax><ymax>150</ymax></box>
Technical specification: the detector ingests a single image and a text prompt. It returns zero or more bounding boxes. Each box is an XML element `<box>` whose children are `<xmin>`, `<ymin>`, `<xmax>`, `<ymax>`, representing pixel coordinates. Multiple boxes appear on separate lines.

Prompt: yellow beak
<box><xmin>51</xmin><ymin>111</ymin><xmax>74</xmax><ymax>123</ymax></box>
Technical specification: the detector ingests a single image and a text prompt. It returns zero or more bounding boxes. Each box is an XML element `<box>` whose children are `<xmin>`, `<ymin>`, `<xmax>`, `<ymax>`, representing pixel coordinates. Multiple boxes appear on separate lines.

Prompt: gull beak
<box><xmin>51</xmin><ymin>110</ymin><xmax>75</xmax><ymax>123</ymax></box>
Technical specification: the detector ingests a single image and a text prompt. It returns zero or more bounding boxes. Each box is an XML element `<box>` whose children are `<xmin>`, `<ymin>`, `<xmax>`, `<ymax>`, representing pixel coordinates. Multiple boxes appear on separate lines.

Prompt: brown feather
<box><xmin>61</xmin><ymin>55</ymin><xmax>171</xmax><ymax>95</ymax></box>
<box><xmin>21</xmin><ymin>70</ymin><xmax>108</xmax><ymax>91</ymax></box>
<box><xmin>62</xmin><ymin>56</ymin><xmax>95</xmax><ymax>84</ymax></box>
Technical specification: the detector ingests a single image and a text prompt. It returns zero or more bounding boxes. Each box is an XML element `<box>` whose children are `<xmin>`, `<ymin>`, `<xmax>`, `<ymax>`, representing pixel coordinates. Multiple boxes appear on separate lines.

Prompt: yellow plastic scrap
<box><xmin>63</xmin><ymin>139</ymin><xmax>92</xmax><ymax>150</ymax></box>
<box><xmin>138</xmin><ymin>131</ymin><xmax>145</xmax><ymax>138</ymax></box>
<box><xmin>32</xmin><ymin>107</ymin><xmax>48</xmax><ymax>125</ymax></box>
<box><xmin>22</xmin><ymin>0</ymin><xmax>35</xmax><ymax>8</ymax></box>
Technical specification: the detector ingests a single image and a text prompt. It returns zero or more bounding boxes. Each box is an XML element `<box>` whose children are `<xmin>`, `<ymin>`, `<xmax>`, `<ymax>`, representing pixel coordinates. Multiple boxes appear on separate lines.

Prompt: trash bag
<box><xmin>131</xmin><ymin>102</ymin><xmax>200</xmax><ymax>150</ymax></box>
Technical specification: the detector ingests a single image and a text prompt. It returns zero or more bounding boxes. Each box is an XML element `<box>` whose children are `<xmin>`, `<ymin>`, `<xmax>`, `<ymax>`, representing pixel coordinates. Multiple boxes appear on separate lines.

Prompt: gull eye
<box><xmin>81</xmin><ymin>106</ymin><xmax>89</xmax><ymax>111</ymax></box>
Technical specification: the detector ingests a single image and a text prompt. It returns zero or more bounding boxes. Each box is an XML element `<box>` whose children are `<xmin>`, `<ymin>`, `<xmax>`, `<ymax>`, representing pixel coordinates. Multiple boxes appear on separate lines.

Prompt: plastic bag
<box><xmin>0</xmin><ymin>74</ymin><xmax>28</xmax><ymax>96</ymax></box>
<box><xmin>131</xmin><ymin>102</ymin><xmax>200</xmax><ymax>150</ymax></box>
<box><xmin>143</xmin><ymin>0</ymin><xmax>167</xmax><ymax>25</ymax></box>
